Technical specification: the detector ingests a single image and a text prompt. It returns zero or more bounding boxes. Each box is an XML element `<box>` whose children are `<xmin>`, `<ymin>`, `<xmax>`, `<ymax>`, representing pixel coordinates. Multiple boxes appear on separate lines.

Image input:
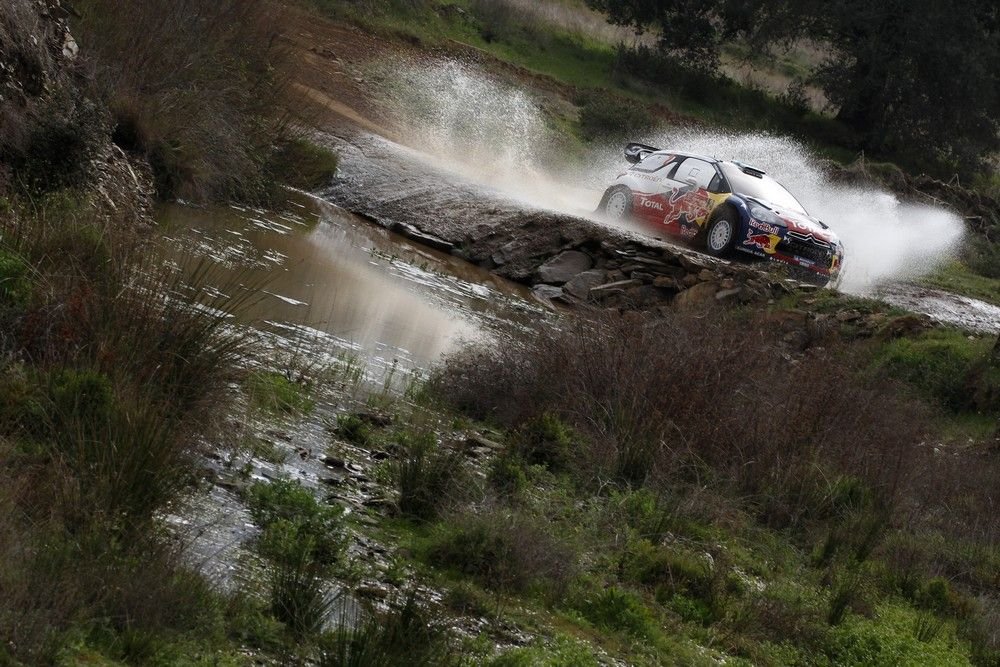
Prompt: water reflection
<box><xmin>158</xmin><ymin>193</ymin><xmax>541</xmax><ymax>382</ymax></box>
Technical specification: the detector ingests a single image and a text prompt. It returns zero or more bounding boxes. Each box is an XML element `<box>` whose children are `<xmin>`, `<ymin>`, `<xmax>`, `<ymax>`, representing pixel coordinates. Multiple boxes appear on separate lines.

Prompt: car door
<box><xmin>660</xmin><ymin>157</ymin><xmax>721</xmax><ymax>238</ymax></box>
<box><xmin>627</xmin><ymin>153</ymin><xmax>680</xmax><ymax>225</ymax></box>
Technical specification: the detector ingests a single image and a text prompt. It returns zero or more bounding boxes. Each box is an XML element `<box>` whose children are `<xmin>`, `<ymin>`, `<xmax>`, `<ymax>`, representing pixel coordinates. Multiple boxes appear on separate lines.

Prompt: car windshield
<box><xmin>720</xmin><ymin>163</ymin><xmax>807</xmax><ymax>214</ymax></box>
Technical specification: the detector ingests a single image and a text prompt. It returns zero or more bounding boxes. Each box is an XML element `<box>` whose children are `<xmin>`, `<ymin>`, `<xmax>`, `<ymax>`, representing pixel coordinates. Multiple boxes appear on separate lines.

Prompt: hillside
<box><xmin>0</xmin><ymin>1</ymin><xmax>998</xmax><ymax>665</ymax></box>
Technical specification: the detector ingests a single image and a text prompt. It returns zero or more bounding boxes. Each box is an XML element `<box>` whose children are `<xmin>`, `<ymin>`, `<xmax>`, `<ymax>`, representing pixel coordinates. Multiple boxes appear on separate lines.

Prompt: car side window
<box><xmin>632</xmin><ymin>153</ymin><xmax>674</xmax><ymax>173</ymax></box>
<box><xmin>674</xmin><ymin>158</ymin><xmax>717</xmax><ymax>189</ymax></box>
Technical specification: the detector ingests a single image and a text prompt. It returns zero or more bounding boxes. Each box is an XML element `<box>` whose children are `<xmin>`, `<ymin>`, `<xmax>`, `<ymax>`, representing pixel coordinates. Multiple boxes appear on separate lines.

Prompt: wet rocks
<box><xmin>535</xmin><ymin>250</ymin><xmax>592</xmax><ymax>284</ymax></box>
<box><xmin>564</xmin><ymin>269</ymin><xmax>606</xmax><ymax>299</ymax></box>
<box><xmin>531</xmin><ymin>284</ymin><xmax>564</xmax><ymax>303</ymax></box>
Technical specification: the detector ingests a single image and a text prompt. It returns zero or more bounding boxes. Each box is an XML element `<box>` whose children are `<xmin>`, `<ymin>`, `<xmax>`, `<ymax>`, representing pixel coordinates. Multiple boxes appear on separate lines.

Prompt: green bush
<box><xmin>395</xmin><ymin>432</ymin><xmax>467</xmax><ymax>521</ymax></box>
<box><xmin>487</xmin><ymin>452</ymin><xmax>528</xmax><ymax>497</ymax></box>
<box><xmin>246</xmin><ymin>371</ymin><xmax>315</xmax><ymax>415</ymax></box>
<box><xmin>426</xmin><ymin>510</ymin><xmax>577</xmax><ymax>595</ymax></box>
<box><xmin>577</xmin><ymin>92</ymin><xmax>654</xmax><ymax>141</ymax></box>
<box><xmin>965</xmin><ymin>236</ymin><xmax>1000</xmax><ymax>279</ymax></box>
<box><xmin>334</xmin><ymin>413</ymin><xmax>373</xmax><ymax>446</ymax></box>
<box><xmin>514</xmin><ymin>412</ymin><xmax>575</xmax><ymax>472</ymax></box>
<box><xmin>0</xmin><ymin>250</ymin><xmax>31</xmax><ymax>309</ymax></box>
<box><xmin>246</xmin><ymin>479</ymin><xmax>346</xmax><ymax>567</ymax></box>
<box><xmin>266</xmin><ymin>138</ymin><xmax>339</xmax><ymax>194</ymax></box>
<box><xmin>318</xmin><ymin>593</ymin><xmax>462</xmax><ymax>667</ymax></box>
<box><xmin>575</xmin><ymin>586</ymin><xmax>658</xmax><ymax>639</ymax></box>
<box><xmin>875</xmin><ymin>330</ymin><xmax>989</xmax><ymax>412</ymax></box>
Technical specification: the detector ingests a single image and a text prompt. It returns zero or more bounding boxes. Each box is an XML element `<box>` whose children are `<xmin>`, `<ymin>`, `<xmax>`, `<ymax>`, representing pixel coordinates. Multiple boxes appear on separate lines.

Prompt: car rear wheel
<box><xmin>705</xmin><ymin>209</ymin><xmax>738</xmax><ymax>257</ymax></box>
<box><xmin>602</xmin><ymin>186</ymin><xmax>632</xmax><ymax>221</ymax></box>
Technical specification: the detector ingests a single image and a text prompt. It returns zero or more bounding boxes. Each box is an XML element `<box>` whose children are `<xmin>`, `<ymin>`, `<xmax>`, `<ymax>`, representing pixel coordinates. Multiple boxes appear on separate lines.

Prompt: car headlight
<box><xmin>750</xmin><ymin>206</ymin><xmax>781</xmax><ymax>225</ymax></box>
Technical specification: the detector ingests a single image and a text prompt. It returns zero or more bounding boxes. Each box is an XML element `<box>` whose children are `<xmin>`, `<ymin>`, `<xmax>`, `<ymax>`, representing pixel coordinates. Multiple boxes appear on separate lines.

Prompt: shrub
<box><xmin>575</xmin><ymin>586</ymin><xmax>657</xmax><ymax>639</ymax></box>
<box><xmin>577</xmin><ymin>91</ymin><xmax>654</xmax><ymax>141</ymax></box>
<box><xmin>874</xmin><ymin>329</ymin><xmax>989</xmax><ymax>412</ymax></box>
<box><xmin>432</xmin><ymin>311</ymin><xmax>928</xmax><ymax>506</ymax></box>
<box><xmin>513</xmin><ymin>412</ymin><xmax>575</xmax><ymax>471</ymax></box>
<box><xmin>0</xmin><ymin>250</ymin><xmax>31</xmax><ymax>309</ymax></box>
<box><xmin>74</xmin><ymin>0</ymin><xmax>288</xmax><ymax>203</ymax></box>
<box><xmin>246</xmin><ymin>370</ymin><xmax>315</xmax><ymax>415</ymax></box>
<box><xmin>318</xmin><ymin>593</ymin><xmax>463</xmax><ymax>667</ymax></box>
<box><xmin>246</xmin><ymin>479</ymin><xmax>346</xmax><ymax>567</ymax></box>
<box><xmin>246</xmin><ymin>480</ymin><xmax>346</xmax><ymax>637</ymax></box>
<box><xmin>426</xmin><ymin>508</ymin><xmax>578</xmax><ymax>596</ymax></box>
<box><xmin>335</xmin><ymin>413</ymin><xmax>373</xmax><ymax>447</ymax></box>
<box><xmin>394</xmin><ymin>432</ymin><xmax>467</xmax><ymax>521</ymax></box>
<box><xmin>266</xmin><ymin>137</ymin><xmax>339</xmax><ymax>194</ymax></box>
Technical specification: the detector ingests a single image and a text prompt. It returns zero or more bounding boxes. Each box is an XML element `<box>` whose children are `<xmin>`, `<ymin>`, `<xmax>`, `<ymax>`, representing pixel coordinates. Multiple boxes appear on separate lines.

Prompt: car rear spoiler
<box><xmin>624</xmin><ymin>142</ymin><xmax>661</xmax><ymax>164</ymax></box>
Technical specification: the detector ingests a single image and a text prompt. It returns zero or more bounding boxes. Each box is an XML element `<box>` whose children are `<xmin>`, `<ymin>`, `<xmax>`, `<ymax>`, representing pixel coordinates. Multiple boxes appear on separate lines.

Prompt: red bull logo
<box><xmin>744</xmin><ymin>232</ymin><xmax>781</xmax><ymax>254</ymax></box>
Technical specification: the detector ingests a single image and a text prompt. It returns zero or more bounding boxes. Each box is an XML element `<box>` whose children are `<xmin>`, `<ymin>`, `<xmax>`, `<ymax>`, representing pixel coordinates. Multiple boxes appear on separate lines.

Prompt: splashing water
<box><xmin>384</xmin><ymin>60</ymin><xmax>965</xmax><ymax>293</ymax></box>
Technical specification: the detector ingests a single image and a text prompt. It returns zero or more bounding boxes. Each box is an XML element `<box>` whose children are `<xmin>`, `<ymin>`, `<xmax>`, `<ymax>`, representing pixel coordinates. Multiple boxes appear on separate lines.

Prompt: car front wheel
<box><xmin>705</xmin><ymin>209</ymin><xmax>738</xmax><ymax>257</ymax></box>
<box><xmin>601</xmin><ymin>186</ymin><xmax>632</xmax><ymax>221</ymax></box>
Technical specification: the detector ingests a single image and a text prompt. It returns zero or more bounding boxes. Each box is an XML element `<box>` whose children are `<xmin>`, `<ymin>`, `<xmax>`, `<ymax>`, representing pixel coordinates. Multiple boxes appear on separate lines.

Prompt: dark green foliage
<box><xmin>266</xmin><ymin>138</ymin><xmax>340</xmax><ymax>194</ymax></box>
<box><xmin>875</xmin><ymin>330</ymin><xmax>995</xmax><ymax>413</ymax></box>
<box><xmin>487</xmin><ymin>452</ymin><xmax>528</xmax><ymax>497</ymax></box>
<box><xmin>426</xmin><ymin>510</ymin><xmax>577</xmax><ymax>595</ymax></box>
<box><xmin>514</xmin><ymin>412</ymin><xmax>575</xmax><ymax>471</ymax></box>
<box><xmin>0</xmin><ymin>250</ymin><xmax>31</xmax><ymax>309</ymax></box>
<box><xmin>966</xmin><ymin>237</ymin><xmax>1000</xmax><ymax>280</ymax></box>
<box><xmin>575</xmin><ymin>586</ymin><xmax>657</xmax><ymax>639</ymax></box>
<box><xmin>590</xmin><ymin>0</ymin><xmax>999</xmax><ymax>176</ymax></box>
<box><xmin>335</xmin><ymin>413</ymin><xmax>373</xmax><ymax>446</ymax></box>
<box><xmin>246</xmin><ymin>371</ymin><xmax>315</xmax><ymax>415</ymax></box>
<box><xmin>394</xmin><ymin>432</ymin><xmax>467</xmax><ymax>521</ymax></box>
<box><xmin>247</xmin><ymin>480</ymin><xmax>346</xmax><ymax>637</ymax></box>
<box><xmin>246</xmin><ymin>479</ymin><xmax>346</xmax><ymax>567</ymax></box>
<box><xmin>576</xmin><ymin>91</ymin><xmax>654</xmax><ymax>140</ymax></box>
<box><xmin>318</xmin><ymin>593</ymin><xmax>462</xmax><ymax>667</ymax></box>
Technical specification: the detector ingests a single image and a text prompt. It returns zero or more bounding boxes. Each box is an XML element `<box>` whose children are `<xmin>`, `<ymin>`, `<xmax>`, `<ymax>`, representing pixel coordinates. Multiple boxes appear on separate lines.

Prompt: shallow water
<box><xmin>158</xmin><ymin>193</ymin><xmax>543</xmax><ymax>385</ymax></box>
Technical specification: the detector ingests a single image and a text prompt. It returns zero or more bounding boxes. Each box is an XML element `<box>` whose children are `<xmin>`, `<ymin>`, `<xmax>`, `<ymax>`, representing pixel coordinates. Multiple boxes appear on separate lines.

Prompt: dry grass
<box><xmin>74</xmin><ymin>0</ymin><xmax>290</xmax><ymax>202</ymax></box>
<box><xmin>433</xmin><ymin>311</ymin><xmax>929</xmax><ymax>522</ymax></box>
<box><xmin>0</xmin><ymin>198</ymin><xmax>253</xmax><ymax>660</ymax></box>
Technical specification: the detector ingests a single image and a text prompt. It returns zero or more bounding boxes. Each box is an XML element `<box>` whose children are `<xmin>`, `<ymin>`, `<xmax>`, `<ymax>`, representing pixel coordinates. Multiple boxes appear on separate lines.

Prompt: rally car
<box><xmin>598</xmin><ymin>143</ymin><xmax>844</xmax><ymax>284</ymax></box>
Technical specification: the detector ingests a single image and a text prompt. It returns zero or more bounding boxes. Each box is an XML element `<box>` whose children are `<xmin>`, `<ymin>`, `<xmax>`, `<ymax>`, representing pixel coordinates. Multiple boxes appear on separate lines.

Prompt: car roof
<box><xmin>655</xmin><ymin>149</ymin><xmax>720</xmax><ymax>164</ymax></box>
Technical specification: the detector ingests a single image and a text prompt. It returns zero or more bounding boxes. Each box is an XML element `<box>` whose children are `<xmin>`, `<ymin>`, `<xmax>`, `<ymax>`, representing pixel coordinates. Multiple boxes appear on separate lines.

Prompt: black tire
<box><xmin>704</xmin><ymin>208</ymin><xmax>739</xmax><ymax>257</ymax></box>
<box><xmin>600</xmin><ymin>186</ymin><xmax>633</xmax><ymax>221</ymax></box>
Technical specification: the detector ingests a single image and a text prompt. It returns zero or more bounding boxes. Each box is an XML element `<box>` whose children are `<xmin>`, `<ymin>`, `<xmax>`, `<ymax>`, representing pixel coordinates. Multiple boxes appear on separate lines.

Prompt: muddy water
<box><xmin>159</xmin><ymin>193</ymin><xmax>542</xmax><ymax>384</ymax></box>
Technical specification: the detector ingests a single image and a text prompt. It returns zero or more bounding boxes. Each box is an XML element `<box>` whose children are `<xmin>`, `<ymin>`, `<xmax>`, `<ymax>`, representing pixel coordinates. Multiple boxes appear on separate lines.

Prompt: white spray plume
<box><xmin>386</xmin><ymin>61</ymin><xmax>965</xmax><ymax>294</ymax></box>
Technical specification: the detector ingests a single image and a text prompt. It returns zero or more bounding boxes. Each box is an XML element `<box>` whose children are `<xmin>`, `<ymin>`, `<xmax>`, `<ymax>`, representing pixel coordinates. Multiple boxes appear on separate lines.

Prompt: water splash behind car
<box><xmin>599</xmin><ymin>144</ymin><xmax>844</xmax><ymax>285</ymax></box>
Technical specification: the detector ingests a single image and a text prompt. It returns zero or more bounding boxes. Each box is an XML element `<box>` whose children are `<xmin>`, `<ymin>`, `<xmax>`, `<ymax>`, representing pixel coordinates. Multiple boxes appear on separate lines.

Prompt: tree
<box><xmin>588</xmin><ymin>0</ymin><xmax>1000</xmax><ymax>174</ymax></box>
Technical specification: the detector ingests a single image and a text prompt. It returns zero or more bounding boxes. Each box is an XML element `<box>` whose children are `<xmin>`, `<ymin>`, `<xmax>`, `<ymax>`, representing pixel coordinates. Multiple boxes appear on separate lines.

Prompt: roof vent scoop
<box><xmin>624</xmin><ymin>142</ymin><xmax>662</xmax><ymax>164</ymax></box>
<box><xmin>732</xmin><ymin>160</ymin><xmax>767</xmax><ymax>177</ymax></box>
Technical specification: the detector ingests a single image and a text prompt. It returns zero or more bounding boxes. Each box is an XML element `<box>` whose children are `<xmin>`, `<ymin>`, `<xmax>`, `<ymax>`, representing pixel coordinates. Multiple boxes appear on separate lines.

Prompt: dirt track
<box><xmin>279</xmin><ymin>7</ymin><xmax>1000</xmax><ymax>332</ymax></box>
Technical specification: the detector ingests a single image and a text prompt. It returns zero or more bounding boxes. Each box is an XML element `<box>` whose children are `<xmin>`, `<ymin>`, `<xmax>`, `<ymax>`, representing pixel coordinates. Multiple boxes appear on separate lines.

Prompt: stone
<box><xmin>564</xmin><ymin>269</ymin><xmax>607</xmax><ymax>299</ymax></box>
<box><xmin>630</xmin><ymin>271</ymin><xmax>656</xmax><ymax>283</ymax></box>
<box><xmin>674</xmin><ymin>282</ymin><xmax>719</xmax><ymax>312</ymax></box>
<box><xmin>466</xmin><ymin>434</ymin><xmax>503</xmax><ymax>451</ymax></box>
<box><xmin>835</xmin><ymin>309</ymin><xmax>862</xmax><ymax>322</ymax></box>
<box><xmin>532</xmin><ymin>284</ymin><xmax>564</xmax><ymax>302</ymax></box>
<box><xmin>536</xmin><ymin>250</ymin><xmax>593</xmax><ymax>284</ymax></box>
<box><xmin>322</xmin><ymin>456</ymin><xmax>347</xmax><ymax>469</ymax></box>
<box><xmin>590</xmin><ymin>279</ymin><xmax>642</xmax><ymax>296</ymax></box>
<box><xmin>715</xmin><ymin>287</ymin><xmax>743</xmax><ymax>301</ymax></box>
<box><xmin>653</xmin><ymin>275</ymin><xmax>681</xmax><ymax>291</ymax></box>
<box><xmin>678</xmin><ymin>254</ymin><xmax>711</xmax><ymax>272</ymax></box>
<box><xmin>698</xmin><ymin>269</ymin><xmax>716</xmax><ymax>282</ymax></box>
<box><xmin>682</xmin><ymin>273</ymin><xmax>701</xmax><ymax>287</ymax></box>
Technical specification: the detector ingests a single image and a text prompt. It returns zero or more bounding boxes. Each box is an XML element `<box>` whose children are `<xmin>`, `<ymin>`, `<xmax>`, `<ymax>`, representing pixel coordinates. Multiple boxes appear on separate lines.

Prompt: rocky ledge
<box><xmin>321</xmin><ymin>131</ymin><xmax>819</xmax><ymax>315</ymax></box>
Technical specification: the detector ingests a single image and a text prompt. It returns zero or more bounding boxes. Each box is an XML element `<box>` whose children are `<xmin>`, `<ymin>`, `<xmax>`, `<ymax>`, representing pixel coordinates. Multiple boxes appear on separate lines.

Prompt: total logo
<box><xmin>639</xmin><ymin>197</ymin><xmax>664</xmax><ymax>211</ymax></box>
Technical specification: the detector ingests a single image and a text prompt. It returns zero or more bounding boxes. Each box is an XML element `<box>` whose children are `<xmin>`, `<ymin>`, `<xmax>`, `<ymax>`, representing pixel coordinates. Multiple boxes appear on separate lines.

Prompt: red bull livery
<box><xmin>598</xmin><ymin>144</ymin><xmax>845</xmax><ymax>285</ymax></box>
